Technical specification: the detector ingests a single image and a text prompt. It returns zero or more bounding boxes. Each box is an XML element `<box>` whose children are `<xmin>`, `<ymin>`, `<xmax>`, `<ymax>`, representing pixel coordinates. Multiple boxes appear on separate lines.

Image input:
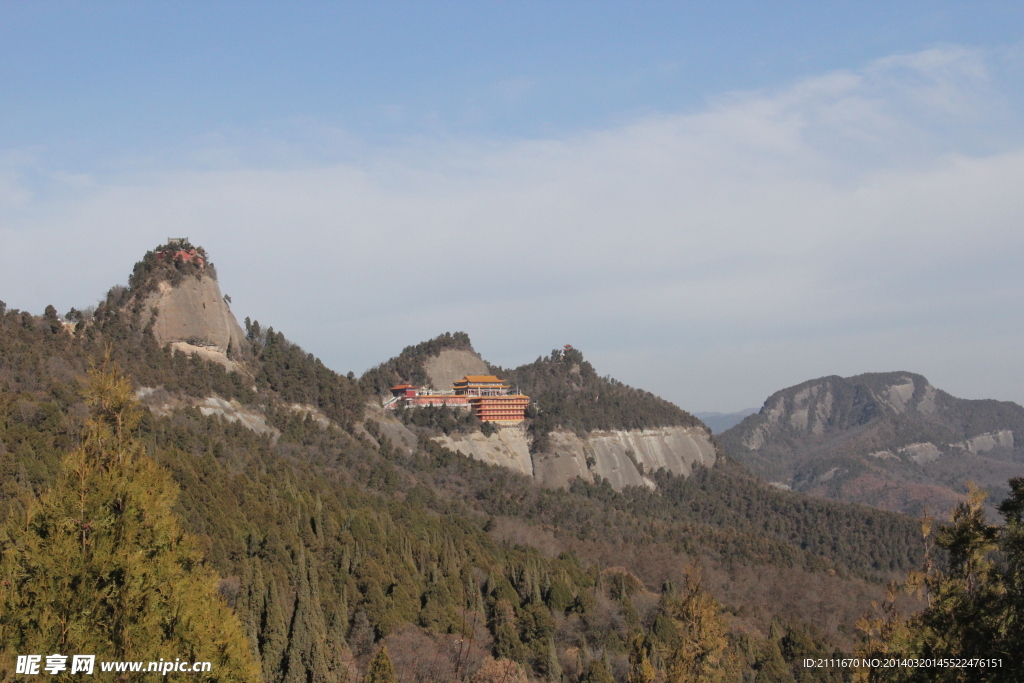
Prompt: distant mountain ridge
<box><xmin>694</xmin><ymin>409</ymin><xmax>759</xmax><ymax>434</ymax></box>
<box><xmin>717</xmin><ymin>371</ymin><xmax>1024</xmax><ymax>515</ymax></box>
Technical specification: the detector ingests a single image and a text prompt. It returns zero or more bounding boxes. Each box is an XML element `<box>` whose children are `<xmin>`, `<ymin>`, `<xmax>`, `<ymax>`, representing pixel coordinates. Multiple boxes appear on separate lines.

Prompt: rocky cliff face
<box><xmin>435</xmin><ymin>429</ymin><xmax>535</xmax><ymax>476</ymax></box>
<box><xmin>718</xmin><ymin>372</ymin><xmax>1024</xmax><ymax>515</ymax></box>
<box><xmin>139</xmin><ymin>276</ymin><xmax>248</xmax><ymax>368</ymax></box>
<box><xmin>437</xmin><ymin>425</ymin><xmax>716</xmax><ymax>490</ymax></box>
<box><xmin>423</xmin><ymin>348</ymin><xmax>489</xmax><ymax>390</ymax></box>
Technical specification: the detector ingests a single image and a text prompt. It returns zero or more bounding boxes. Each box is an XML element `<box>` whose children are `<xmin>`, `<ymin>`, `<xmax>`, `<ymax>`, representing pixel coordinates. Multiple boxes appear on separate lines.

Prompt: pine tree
<box><xmin>857</xmin><ymin>482</ymin><xmax>1024</xmax><ymax>682</ymax></box>
<box><xmin>661</xmin><ymin>565</ymin><xmax>735</xmax><ymax>683</ymax></box>
<box><xmin>627</xmin><ymin>635</ymin><xmax>655</xmax><ymax>683</ymax></box>
<box><xmin>363</xmin><ymin>645</ymin><xmax>397</xmax><ymax>683</ymax></box>
<box><xmin>754</xmin><ymin>640</ymin><xmax>793</xmax><ymax>683</ymax></box>
<box><xmin>543</xmin><ymin>636</ymin><xmax>563</xmax><ymax>682</ymax></box>
<box><xmin>241</xmin><ymin>559</ymin><xmax>266</xmax><ymax>659</ymax></box>
<box><xmin>580</xmin><ymin>657</ymin><xmax>615</xmax><ymax>683</ymax></box>
<box><xmin>490</xmin><ymin>599</ymin><xmax>526</xmax><ymax>663</ymax></box>
<box><xmin>999</xmin><ymin>478</ymin><xmax>1024</xmax><ymax>674</ymax></box>
<box><xmin>262</xmin><ymin>580</ymin><xmax>289</xmax><ymax>682</ymax></box>
<box><xmin>0</xmin><ymin>360</ymin><xmax>258</xmax><ymax>681</ymax></box>
<box><xmin>325</xmin><ymin>611</ymin><xmax>352</xmax><ymax>683</ymax></box>
<box><xmin>283</xmin><ymin>549</ymin><xmax>330</xmax><ymax>683</ymax></box>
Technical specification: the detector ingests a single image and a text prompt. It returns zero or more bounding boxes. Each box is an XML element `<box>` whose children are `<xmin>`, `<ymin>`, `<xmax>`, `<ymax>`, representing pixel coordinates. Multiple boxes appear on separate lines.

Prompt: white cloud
<box><xmin>2</xmin><ymin>46</ymin><xmax>1023</xmax><ymax>411</ymax></box>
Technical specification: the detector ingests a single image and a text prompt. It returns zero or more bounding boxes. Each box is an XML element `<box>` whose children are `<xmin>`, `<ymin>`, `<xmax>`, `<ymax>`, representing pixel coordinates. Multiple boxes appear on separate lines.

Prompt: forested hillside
<box><xmin>0</xmin><ymin>301</ymin><xmax>924</xmax><ymax>681</ymax></box>
<box><xmin>495</xmin><ymin>347</ymin><xmax>705</xmax><ymax>440</ymax></box>
<box><xmin>361</xmin><ymin>332</ymin><xmax>476</xmax><ymax>396</ymax></box>
<box><xmin>362</xmin><ymin>336</ymin><xmax>704</xmax><ymax>440</ymax></box>
<box><xmin>0</xmin><ymin>246</ymin><xmax>979</xmax><ymax>682</ymax></box>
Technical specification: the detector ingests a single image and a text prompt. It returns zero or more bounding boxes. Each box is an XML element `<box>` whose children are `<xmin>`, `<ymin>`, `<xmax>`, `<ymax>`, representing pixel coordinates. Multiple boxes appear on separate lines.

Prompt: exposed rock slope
<box><xmin>423</xmin><ymin>348</ymin><xmax>489</xmax><ymax>390</ymax></box>
<box><xmin>436</xmin><ymin>429</ymin><xmax>534</xmax><ymax>476</ymax></box>
<box><xmin>438</xmin><ymin>425</ymin><xmax>716</xmax><ymax>490</ymax></box>
<box><xmin>140</xmin><ymin>277</ymin><xmax>247</xmax><ymax>362</ymax></box>
<box><xmin>533</xmin><ymin>426</ymin><xmax>716</xmax><ymax>489</ymax></box>
<box><xmin>718</xmin><ymin>372</ymin><xmax>1024</xmax><ymax>515</ymax></box>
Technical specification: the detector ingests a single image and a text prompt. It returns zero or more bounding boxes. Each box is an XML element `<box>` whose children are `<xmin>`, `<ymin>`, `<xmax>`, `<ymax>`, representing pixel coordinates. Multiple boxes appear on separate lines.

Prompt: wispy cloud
<box><xmin>2</xmin><ymin>46</ymin><xmax>1022</xmax><ymax>411</ymax></box>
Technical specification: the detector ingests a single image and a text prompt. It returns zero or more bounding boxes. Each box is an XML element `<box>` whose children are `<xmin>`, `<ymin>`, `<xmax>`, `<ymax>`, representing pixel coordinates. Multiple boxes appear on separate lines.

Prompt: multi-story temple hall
<box><xmin>387</xmin><ymin>374</ymin><xmax>529</xmax><ymax>424</ymax></box>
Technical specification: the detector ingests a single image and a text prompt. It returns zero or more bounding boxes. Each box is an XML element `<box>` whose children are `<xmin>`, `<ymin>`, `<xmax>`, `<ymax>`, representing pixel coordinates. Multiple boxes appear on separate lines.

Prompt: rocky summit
<box><xmin>717</xmin><ymin>371</ymin><xmax>1024</xmax><ymax>515</ymax></box>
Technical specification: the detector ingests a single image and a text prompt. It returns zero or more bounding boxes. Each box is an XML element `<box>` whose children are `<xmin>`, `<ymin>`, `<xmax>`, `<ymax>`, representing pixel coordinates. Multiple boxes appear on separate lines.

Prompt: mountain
<box><xmin>0</xmin><ymin>243</ymin><xmax>974</xmax><ymax>681</ymax></box>
<box><xmin>694</xmin><ymin>409</ymin><xmax>759</xmax><ymax>434</ymax></box>
<box><xmin>361</xmin><ymin>331</ymin><xmax>487</xmax><ymax>395</ymax></box>
<box><xmin>364</xmin><ymin>339</ymin><xmax>718</xmax><ymax>490</ymax></box>
<box><xmin>717</xmin><ymin>371</ymin><xmax>1024</xmax><ymax>516</ymax></box>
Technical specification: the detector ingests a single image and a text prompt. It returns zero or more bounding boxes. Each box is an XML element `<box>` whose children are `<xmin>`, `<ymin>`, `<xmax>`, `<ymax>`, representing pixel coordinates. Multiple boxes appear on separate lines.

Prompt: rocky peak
<box><xmin>719</xmin><ymin>371</ymin><xmax>1024</xmax><ymax>516</ymax></box>
<box><xmin>131</xmin><ymin>242</ymin><xmax>248</xmax><ymax>368</ymax></box>
<box><xmin>741</xmin><ymin>372</ymin><xmax>940</xmax><ymax>448</ymax></box>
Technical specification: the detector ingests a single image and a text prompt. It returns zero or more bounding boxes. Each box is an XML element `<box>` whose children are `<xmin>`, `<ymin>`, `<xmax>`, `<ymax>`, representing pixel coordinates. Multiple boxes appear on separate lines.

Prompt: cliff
<box><xmin>717</xmin><ymin>371</ymin><xmax>1024</xmax><ymax>515</ymax></box>
<box><xmin>433</xmin><ymin>425</ymin><xmax>716</xmax><ymax>490</ymax></box>
<box><xmin>533</xmin><ymin>426</ymin><xmax>717</xmax><ymax>488</ymax></box>
<box><xmin>140</xmin><ymin>277</ymin><xmax>247</xmax><ymax>359</ymax></box>
<box><xmin>423</xmin><ymin>348</ymin><xmax>489</xmax><ymax>390</ymax></box>
<box><xmin>129</xmin><ymin>243</ymin><xmax>248</xmax><ymax>369</ymax></box>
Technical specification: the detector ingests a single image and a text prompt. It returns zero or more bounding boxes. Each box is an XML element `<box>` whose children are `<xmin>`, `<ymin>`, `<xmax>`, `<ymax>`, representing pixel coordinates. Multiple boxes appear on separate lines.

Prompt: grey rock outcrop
<box><xmin>139</xmin><ymin>276</ymin><xmax>248</xmax><ymax>365</ymax></box>
<box><xmin>718</xmin><ymin>371</ymin><xmax>1024</xmax><ymax>515</ymax></box>
<box><xmin>423</xmin><ymin>348</ymin><xmax>489</xmax><ymax>390</ymax></box>
<box><xmin>435</xmin><ymin>429</ymin><xmax>534</xmax><ymax>477</ymax></box>
<box><xmin>439</xmin><ymin>425</ymin><xmax>716</xmax><ymax>490</ymax></box>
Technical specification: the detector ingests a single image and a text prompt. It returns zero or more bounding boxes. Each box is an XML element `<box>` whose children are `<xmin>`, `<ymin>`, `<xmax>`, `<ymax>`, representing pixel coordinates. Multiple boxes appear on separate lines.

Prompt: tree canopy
<box><xmin>859</xmin><ymin>479</ymin><xmax>1024</xmax><ymax>682</ymax></box>
<box><xmin>0</xmin><ymin>361</ymin><xmax>258</xmax><ymax>681</ymax></box>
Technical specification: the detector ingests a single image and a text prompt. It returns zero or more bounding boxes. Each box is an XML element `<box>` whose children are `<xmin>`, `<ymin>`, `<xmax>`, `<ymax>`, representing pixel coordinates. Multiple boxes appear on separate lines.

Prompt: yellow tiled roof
<box><xmin>457</xmin><ymin>375</ymin><xmax>506</xmax><ymax>383</ymax></box>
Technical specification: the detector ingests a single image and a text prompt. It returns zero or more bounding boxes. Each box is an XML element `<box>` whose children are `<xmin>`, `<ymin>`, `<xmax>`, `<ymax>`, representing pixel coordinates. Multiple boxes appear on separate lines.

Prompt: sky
<box><xmin>2</xmin><ymin>2</ymin><xmax>1024</xmax><ymax>412</ymax></box>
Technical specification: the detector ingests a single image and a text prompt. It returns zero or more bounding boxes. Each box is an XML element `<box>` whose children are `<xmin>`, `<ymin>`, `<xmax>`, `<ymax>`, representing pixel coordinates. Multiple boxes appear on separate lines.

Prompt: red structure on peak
<box><xmin>155</xmin><ymin>238</ymin><xmax>206</xmax><ymax>267</ymax></box>
<box><xmin>156</xmin><ymin>248</ymin><xmax>205</xmax><ymax>267</ymax></box>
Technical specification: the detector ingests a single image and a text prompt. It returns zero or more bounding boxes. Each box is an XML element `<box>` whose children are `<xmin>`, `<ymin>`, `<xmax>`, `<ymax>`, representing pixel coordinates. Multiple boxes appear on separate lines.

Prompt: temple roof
<box><xmin>457</xmin><ymin>375</ymin><xmax>506</xmax><ymax>383</ymax></box>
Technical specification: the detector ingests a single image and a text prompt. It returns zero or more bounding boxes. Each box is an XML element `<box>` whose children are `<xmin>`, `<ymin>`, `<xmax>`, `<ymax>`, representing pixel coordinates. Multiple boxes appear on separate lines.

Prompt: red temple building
<box><xmin>468</xmin><ymin>394</ymin><xmax>530</xmax><ymax>423</ymax></box>
<box><xmin>453</xmin><ymin>375</ymin><xmax>529</xmax><ymax>423</ymax></box>
<box><xmin>452</xmin><ymin>375</ymin><xmax>509</xmax><ymax>396</ymax></box>
<box><xmin>390</xmin><ymin>384</ymin><xmax>418</xmax><ymax>398</ymax></box>
<box><xmin>388</xmin><ymin>384</ymin><xmax>469</xmax><ymax>408</ymax></box>
<box><xmin>387</xmin><ymin>374</ymin><xmax>529</xmax><ymax>424</ymax></box>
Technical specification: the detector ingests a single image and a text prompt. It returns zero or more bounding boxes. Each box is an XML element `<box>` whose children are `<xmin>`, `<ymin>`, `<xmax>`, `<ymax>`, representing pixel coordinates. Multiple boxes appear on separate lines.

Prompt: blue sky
<box><xmin>3</xmin><ymin>2</ymin><xmax>1024</xmax><ymax>411</ymax></box>
<box><xmin>5</xmin><ymin>3</ymin><xmax>1023</xmax><ymax>150</ymax></box>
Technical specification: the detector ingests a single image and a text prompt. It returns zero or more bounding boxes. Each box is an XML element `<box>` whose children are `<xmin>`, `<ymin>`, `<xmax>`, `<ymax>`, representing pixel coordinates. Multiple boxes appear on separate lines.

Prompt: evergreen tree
<box><xmin>348</xmin><ymin>610</ymin><xmax>375</xmax><ymax>657</ymax></box>
<box><xmin>325</xmin><ymin>611</ymin><xmax>352</xmax><ymax>683</ymax></box>
<box><xmin>0</xmin><ymin>361</ymin><xmax>258</xmax><ymax>681</ymax></box>
<box><xmin>753</xmin><ymin>640</ymin><xmax>793</xmax><ymax>683</ymax></box>
<box><xmin>999</xmin><ymin>478</ymin><xmax>1024</xmax><ymax>673</ymax></box>
<box><xmin>627</xmin><ymin>635</ymin><xmax>655</xmax><ymax>683</ymax></box>
<box><xmin>543</xmin><ymin>636</ymin><xmax>563</xmax><ymax>682</ymax></box>
<box><xmin>283</xmin><ymin>549</ymin><xmax>330</xmax><ymax>683</ymax></box>
<box><xmin>661</xmin><ymin>566</ymin><xmax>735</xmax><ymax>683</ymax></box>
<box><xmin>241</xmin><ymin>559</ymin><xmax>266</xmax><ymax>659</ymax></box>
<box><xmin>362</xmin><ymin>645</ymin><xmax>397</xmax><ymax>683</ymax></box>
<box><xmin>261</xmin><ymin>580</ymin><xmax>289</xmax><ymax>683</ymax></box>
<box><xmin>858</xmin><ymin>482</ymin><xmax>1024</xmax><ymax>682</ymax></box>
<box><xmin>579</xmin><ymin>657</ymin><xmax>615</xmax><ymax>683</ymax></box>
<box><xmin>491</xmin><ymin>599</ymin><xmax>526</xmax><ymax>663</ymax></box>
